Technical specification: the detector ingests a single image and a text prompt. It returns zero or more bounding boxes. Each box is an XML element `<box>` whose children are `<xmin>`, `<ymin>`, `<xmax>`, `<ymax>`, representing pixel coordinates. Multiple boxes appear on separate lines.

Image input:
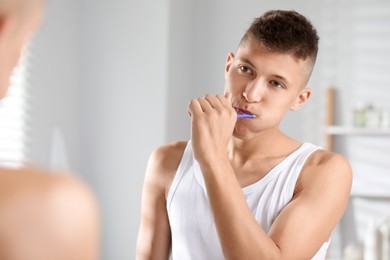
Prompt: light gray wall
<box><xmin>79</xmin><ymin>0</ymin><xmax>169</xmax><ymax>259</ymax></box>
<box><xmin>26</xmin><ymin>0</ymin><xmax>83</xmax><ymax>170</ymax></box>
<box><xmin>27</xmin><ymin>0</ymin><xmax>169</xmax><ymax>259</ymax></box>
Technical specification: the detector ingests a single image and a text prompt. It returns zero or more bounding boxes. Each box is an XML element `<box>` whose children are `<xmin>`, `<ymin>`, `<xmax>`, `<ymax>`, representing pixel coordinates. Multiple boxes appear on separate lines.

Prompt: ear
<box><xmin>290</xmin><ymin>88</ymin><xmax>311</xmax><ymax>111</ymax></box>
<box><xmin>224</xmin><ymin>52</ymin><xmax>235</xmax><ymax>79</ymax></box>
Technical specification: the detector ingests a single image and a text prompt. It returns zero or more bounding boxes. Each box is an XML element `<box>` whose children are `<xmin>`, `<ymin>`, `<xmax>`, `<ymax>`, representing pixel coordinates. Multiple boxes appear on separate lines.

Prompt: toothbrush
<box><xmin>237</xmin><ymin>114</ymin><xmax>256</xmax><ymax>119</ymax></box>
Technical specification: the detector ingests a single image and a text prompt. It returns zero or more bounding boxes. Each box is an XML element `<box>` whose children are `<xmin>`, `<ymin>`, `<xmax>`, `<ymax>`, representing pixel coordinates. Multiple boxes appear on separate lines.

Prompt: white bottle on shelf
<box><xmin>353</xmin><ymin>103</ymin><xmax>366</xmax><ymax>127</ymax></box>
<box><xmin>379</xmin><ymin>218</ymin><xmax>390</xmax><ymax>260</ymax></box>
<box><xmin>381</xmin><ymin>109</ymin><xmax>390</xmax><ymax>129</ymax></box>
<box><xmin>364</xmin><ymin>219</ymin><xmax>379</xmax><ymax>260</ymax></box>
<box><xmin>365</xmin><ymin>104</ymin><xmax>381</xmax><ymax>128</ymax></box>
<box><xmin>343</xmin><ymin>243</ymin><xmax>363</xmax><ymax>260</ymax></box>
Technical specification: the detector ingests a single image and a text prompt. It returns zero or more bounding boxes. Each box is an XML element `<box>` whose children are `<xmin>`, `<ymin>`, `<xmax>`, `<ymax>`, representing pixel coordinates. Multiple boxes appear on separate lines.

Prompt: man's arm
<box><xmin>187</xmin><ymin>94</ymin><xmax>352</xmax><ymax>259</ymax></box>
<box><xmin>136</xmin><ymin>142</ymin><xmax>186</xmax><ymax>260</ymax></box>
<box><xmin>0</xmin><ymin>168</ymin><xmax>100</xmax><ymax>260</ymax></box>
<box><xmin>202</xmin><ymin>149</ymin><xmax>351</xmax><ymax>259</ymax></box>
<box><xmin>268</xmin><ymin>150</ymin><xmax>352</xmax><ymax>258</ymax></box>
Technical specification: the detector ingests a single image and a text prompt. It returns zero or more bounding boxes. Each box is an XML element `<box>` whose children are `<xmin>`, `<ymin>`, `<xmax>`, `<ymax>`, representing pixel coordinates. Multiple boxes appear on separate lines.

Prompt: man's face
<box><xmin>0</xmin><ymin>0</ymin><xmax>43</xmax><ymax>98</ymax></box>
<box><xmin>224</xmin><ymin>38</ymin><xmax>311</xmax><ymax>138</ymax></box>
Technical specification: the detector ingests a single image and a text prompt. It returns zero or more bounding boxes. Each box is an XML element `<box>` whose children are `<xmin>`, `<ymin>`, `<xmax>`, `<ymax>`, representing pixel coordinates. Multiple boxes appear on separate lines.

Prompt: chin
<box><xmin>233</xmin><ymin>125</ymin><xmax>255</xmax><ymax>139</ymax></box>
<box><xmin>233</xmin><ymin>121</ymin><xmax>275</xmax><ymax>138</ymax></box>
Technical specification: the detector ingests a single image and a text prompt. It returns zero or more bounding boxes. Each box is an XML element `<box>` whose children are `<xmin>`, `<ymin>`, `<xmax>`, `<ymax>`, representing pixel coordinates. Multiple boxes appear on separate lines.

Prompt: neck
<box><xmin>228</xmin><ymin>128</ymin><xmax>299</xmax><ymax>163</ymax></box>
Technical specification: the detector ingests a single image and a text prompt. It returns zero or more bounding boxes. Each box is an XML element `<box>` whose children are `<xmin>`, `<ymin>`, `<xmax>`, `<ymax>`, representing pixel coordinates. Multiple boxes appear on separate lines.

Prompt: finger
<box><xmin>187</xmin><ymin>99</ymin><xmax>203</xmax><ymax>117</ymax></box>
<box><xmin>204</xmin><ymin>94</ymin><xmax>223</xmax><ymax>109</ymax></box>
<box><xmin>224</xmin><ymin>92</ymin><xmax>232</xmax><ymax>103</ymax></box>
<box><xmin>197</xmin><ymin>97</ymin><xmax>213</xmax><ymax>112</ymax></box>
<box><xmin>218</xmin><ymin>93</ymin><xmax>233</xmax><ymax>109</ymax></box>
<box><xmin>224</xmin><ymin>92</ymin><xmax>231</xmax><ymax>99</ymax></box>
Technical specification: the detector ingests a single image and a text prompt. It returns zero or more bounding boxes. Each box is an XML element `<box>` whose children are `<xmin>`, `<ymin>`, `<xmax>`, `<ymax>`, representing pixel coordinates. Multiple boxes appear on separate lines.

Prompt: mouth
<box><xmin>234</xmin><ymin>107</ymin><xmax>257</xmax><ymax>118</ymax></box>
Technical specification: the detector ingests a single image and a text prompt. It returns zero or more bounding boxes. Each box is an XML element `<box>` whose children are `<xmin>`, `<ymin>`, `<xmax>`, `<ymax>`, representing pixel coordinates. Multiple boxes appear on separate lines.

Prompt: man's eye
<box><xmin>270</xmin><ymin>80</ymin><xmax>284</xmax><ymax>89</ymax></box>
<box><xmin>239</xmin><ymin>66</ymin><xmax>252</xmax><ymax>74</ymax></box>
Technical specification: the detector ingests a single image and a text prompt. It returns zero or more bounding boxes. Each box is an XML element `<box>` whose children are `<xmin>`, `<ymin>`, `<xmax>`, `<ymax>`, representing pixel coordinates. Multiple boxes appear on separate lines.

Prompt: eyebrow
<box><xmin>238</xmin><ymin>57</ymin><xmax>290</xmax><ymax>85</ymax></box>
<box><xmin>271</xmin><ymin>74</ymin><xmax>290</xmax><ymax>85</ymax></box>
<box><xmin>239</xmin><ymin>57</ymin><xmax>257</xmax><ymax>70</ymax></box>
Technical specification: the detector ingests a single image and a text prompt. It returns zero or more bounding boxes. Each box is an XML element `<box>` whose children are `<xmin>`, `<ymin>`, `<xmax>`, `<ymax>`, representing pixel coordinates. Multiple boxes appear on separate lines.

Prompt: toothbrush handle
<box><xmin>237</xmin><ymin>114</ymin><xmax>256</xmax><ymax>119</ymax></box>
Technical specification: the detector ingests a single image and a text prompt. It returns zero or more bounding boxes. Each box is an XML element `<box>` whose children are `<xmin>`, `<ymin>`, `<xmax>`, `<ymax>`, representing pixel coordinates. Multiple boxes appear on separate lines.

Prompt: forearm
<box><xmin>200</xmin><ymin>158</ymin><xmax>282</xmax><ymax>260</ymax></box>
<box><xmin>136</xmin><ymin>216</ymin><xmax>171</xmax><ymax>260</ymax></box>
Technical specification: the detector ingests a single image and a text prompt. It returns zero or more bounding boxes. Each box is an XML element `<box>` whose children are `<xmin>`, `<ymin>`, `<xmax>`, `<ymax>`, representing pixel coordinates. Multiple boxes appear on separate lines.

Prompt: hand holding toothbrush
<box><xmin>187</xmin><ymin>93</ymin><xmax>255</xmax><ymax>166</ymax></box>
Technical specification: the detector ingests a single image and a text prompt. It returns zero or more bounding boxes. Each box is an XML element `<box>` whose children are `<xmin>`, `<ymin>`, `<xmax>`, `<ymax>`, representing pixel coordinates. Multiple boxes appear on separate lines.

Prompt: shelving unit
<box><xmin>326</xmin><ymin>126</ymin><xmax>390</xmax><ymax>199</ymax></box>
<box><xmin>351</xmin><ymin>190</ymin><xmax>390</xmax><ymax>199</ymax></box>
<box><xmin>326</xmin><ymin>126</ymin><xmax>390</xmax><ymax>136</ymax></box>
<box><xmin>324</xmin><ymin>88</ymin><xmax>390</xmax><ymax>149</ymax></box>
<box><xmin>325</xmin><ymin>87</ymin><xmax>390</xmax><ymax>199</ymax></box>
<box><xmin>325</xmin><ymin>87</ymin><xmax>390</xmax><ymax>259</ymax></box>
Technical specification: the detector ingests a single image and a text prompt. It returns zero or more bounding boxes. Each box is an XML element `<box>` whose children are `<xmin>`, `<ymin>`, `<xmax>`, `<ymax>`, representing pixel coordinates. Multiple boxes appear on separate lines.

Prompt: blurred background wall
<box><xmin>6</xmin><ymin>0</ymin><xmax>389</xmax><ymax>259</ymax></box>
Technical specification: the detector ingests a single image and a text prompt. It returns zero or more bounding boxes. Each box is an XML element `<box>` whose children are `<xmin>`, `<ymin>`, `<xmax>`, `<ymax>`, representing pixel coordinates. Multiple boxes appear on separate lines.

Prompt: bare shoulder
<box><xmin>0</xmin><ymin>167</ymin><xmax>99</xmax><ymax>227</ymax></box>
<box><xmin>145</xmin><ymin>141</ymin><xmax>188</xmax><ymax>197</ymax></box>
<box><xmin>0</xmin><ymin>167</ymin><xmax>97</xmax><ymax>208</ymax></box>
<box><xmin>148</xmin><ymin>141</ymin><xmax>188</xmax><ymax>173</ymax></box>
<box><xmin>297</xmin><ymin>148</ymin><xmax>353</xmax><ymax>197</ymax></box>
<box><xmin>304</xmin><ymin>149</ymin><xmax>352</xmax><ymax>177</ymax></box>
<box><xmin>0</xmin><ymin>168</ymin><xmax>99</xmax><ymax>260</ymax></box>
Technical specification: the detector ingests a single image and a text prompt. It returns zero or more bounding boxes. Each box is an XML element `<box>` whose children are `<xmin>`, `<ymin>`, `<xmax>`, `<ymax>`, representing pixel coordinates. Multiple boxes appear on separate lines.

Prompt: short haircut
<box><xmin>240</xmin><ymin>10</ymin><xmax>319</xmax><ymax>67</ymax></box>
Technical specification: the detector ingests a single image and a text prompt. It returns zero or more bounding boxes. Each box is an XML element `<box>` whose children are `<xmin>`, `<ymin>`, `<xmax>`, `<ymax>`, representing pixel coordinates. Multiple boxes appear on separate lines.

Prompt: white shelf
<box><xmin>326</xmin><ymin>126</ymin><xmax>390</xmax><ymax>199</ymax></box>
<box><xmin>351</xmin><ymin>190</ymin><xmax>390</xmax><ymax>199</ymax></box>
<box><xmin>326</xmin><ymin>126</ymin><xmax>390</xmax><ymax>135</ymax></box>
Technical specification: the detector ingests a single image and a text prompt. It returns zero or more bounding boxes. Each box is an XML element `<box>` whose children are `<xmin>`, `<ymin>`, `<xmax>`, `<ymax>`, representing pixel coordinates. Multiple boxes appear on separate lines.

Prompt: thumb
<box><xmin>224</xmin><ymin>92</ymin><xmax>232</xmax><ymax>102</ymax></box>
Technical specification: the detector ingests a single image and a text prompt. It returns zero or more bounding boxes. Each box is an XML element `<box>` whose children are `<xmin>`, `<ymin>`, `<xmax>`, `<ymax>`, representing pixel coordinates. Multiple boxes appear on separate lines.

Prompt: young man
<box><xmin>0</xmin><ymin>1</ymin><xmax>100</xmax><ymax>259</ymax></box>
<box><xmin>137</xmin><ymin>10</ymin><xmax>352</xmax><ymax>259</ymax></box>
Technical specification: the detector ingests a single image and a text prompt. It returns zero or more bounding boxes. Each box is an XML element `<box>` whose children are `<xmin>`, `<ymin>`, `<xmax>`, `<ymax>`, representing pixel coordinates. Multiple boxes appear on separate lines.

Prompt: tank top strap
<box><xmin>166</xmin><ymin>141</ymin><xmax>193</xmax><ymax>215</ymax></box>
<box><xmin>282</xmin><ymin>143</ymin><xmax>322</xmax><ymax>199</ymax></box>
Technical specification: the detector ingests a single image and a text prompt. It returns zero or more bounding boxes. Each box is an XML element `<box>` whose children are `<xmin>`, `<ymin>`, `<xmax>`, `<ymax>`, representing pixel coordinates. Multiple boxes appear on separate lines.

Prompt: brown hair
<box><xmin>240</xmin><ymin>10</ymin><xmax>319</xmax><ymax>66</ymax></box>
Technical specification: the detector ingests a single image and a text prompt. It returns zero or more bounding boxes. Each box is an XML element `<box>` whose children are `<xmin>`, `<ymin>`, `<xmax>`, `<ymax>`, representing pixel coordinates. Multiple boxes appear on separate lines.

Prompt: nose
<box><xmin>242</xmin><ymin>79</ymin><xmax>265</xmax><ymax>103</ymax></box>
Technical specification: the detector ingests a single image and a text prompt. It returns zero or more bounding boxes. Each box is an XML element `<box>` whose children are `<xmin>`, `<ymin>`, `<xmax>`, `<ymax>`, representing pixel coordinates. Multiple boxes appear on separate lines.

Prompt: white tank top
<box><xmin>167</xmin><ymin>141</ymin><xmax>329</xmax><ymax>259</ymax></box>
